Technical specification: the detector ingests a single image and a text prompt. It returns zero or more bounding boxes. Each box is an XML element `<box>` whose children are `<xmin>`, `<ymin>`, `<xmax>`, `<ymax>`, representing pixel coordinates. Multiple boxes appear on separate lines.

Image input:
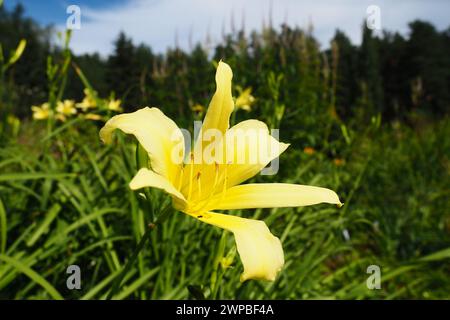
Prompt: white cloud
<box><xmin>60</xmin><ymin>0</ymin><xmax>450</xmax><ymax>56</ymax></box>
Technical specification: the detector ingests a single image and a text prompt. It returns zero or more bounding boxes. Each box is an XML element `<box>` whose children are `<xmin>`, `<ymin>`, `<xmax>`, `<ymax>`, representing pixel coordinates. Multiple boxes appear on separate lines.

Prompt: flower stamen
<box><xmin>177</xmin><ymin>164</ymin><xmax>184</xmax><ymax>191</ymax></box>
<box><xmin>196</xmin><ymin>171</ymin><xmax>202</xmax><ymax>199</ymax></box>
<box><xmin>191</xmin><ymin>162</ymin><xmax>229</xmax><ymax>214</ymax></box>
<box><xmin>218</xmin><ymin>162</ymin><xmax>230</xmax><ymax>204</ymax></box>
<box><xmin>187</xmin><ymin>152</ymin><xmax>195</xmax><ymax>201</ymax></box>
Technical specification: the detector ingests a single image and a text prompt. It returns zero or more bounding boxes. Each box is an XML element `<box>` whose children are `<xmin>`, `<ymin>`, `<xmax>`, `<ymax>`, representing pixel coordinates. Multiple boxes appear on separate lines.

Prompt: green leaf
<box><xmin>0</xmin><ymin>254</ymin><xmax>63</xmax><ymax>300</ymax></box>
<box><xmin>112</xmin><ymin>268</ymin><xmax>160</xmax><ymax>300</ymax></box>
<box><xmin>26</xmin><ymin>204</ymin><xmax>61</xmax><ymax>247</ymax></box>
<box><xmin>0</xmin><ymin>198</ymin><xmax>6</xmax><ymax>254</ymax></box>
<box><xmin>418</xmin><ymin>248</ymin><xmax>450</xmax><ymax>262</ymax></box>
<box><xmin>0</xmin><ymin>172</ymin><xmax>75</xmax><ymax>182</ymax></box>
<box><xmin>7</xmin><ymin>39</ymin><xmax>27</xmax><ymax>66</ymax></box>
<box><xmin>80</xmin><ymin>268</ymin><xmax>123</xmax><ymax>300</ymax></box>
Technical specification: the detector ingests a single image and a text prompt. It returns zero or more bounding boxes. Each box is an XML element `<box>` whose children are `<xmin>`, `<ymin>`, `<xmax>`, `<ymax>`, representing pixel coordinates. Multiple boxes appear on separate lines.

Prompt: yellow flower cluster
<box><xmin>31</xmin><ymin>88</ymin><xmax>122</xmax><ymax>122</ymax></box>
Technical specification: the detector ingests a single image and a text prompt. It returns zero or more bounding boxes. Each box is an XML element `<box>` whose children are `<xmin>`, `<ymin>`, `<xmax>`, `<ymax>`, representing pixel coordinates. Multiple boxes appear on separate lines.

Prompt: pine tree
<box><xmin>406</xmin><ymin>20</ymin><xmax>450</xmax><ymax>116</ymax></box>
<box><xmin>106</xmin><ymin>32</ymin><xmax>138</xmax><ymax>110</ymax></box>
<box><xmin>331</xmin><ymin>30</ymin><xmax>358</xmax><ymax>119</ymax></box>
<box><xmin>359</xmin><ymin>24</ymin><xmax>384</xmax><ymax>118</ymax></box>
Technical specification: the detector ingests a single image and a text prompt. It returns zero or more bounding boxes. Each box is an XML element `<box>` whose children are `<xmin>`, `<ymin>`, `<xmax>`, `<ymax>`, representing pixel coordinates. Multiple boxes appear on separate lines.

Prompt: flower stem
<box><xmin>210</xmin><ymin>231</ymin><xmax>227</xmax><ymax>299</ymax></box>
<box><xmin>136</xmin><ymin>142</ymin><xmax>155</xmax><ymax>222</ymax></box>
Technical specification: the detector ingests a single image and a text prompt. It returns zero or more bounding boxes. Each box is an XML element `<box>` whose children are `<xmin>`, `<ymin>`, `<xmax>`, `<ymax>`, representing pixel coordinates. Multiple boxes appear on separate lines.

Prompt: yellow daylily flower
<box><xmin>56</xmin><ymin>100</ymin><xmax>77</xmax><ymax>117</ymax></box>
<box><xmin>100</xmin><ymin>61</ymin><xmax>342</xmax><ymax>282</ymax></box>
<box><xmin>31</xmin><ymin>103</ymin><xmax>51</xmax><ymax>120</ymax></box>
<box><xmin>108</xmin><ymin>99</ymin><xmax>122</xmax><ymax>112</ymax></box>
<box><xmin>235</xmin><ymin>86</ymin><xmax>255</xmax><ymax>112</ymax></box>
<box><xmin>76</xmin><ymin>89</ymin><xmax>97</xmax><ymax>111</ymax></box>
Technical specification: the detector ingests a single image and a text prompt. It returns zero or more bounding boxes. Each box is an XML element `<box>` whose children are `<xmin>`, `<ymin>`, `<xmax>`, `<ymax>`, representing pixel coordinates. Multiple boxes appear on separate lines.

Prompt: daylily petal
<box><xmin>130</xmin><ymin>168</ymin><xmax>186</xmax><ymax>209</ymax></box>
<box><xmin>183</xmin><ymin>61</ymin><xmax>234</xmax><ymax>197</ymax></box>
<box><xmin>200</xmin><ymin>61</ymin><xmax>234</xmax><ymax>135</ymax></box>
<box><xmin>100</xmin><ymin>107</ymin><xmax>184</xmax><ymax>182</ymax></box>
<box><xmin>224</xmin><ymin>119</ymin><xmax>290</xmax><ymax>187</ymax></box>
<box><xmin>211</xmin><ymin>183</ymin><xmax>343</xmax><ymax>210</ymax></box>
<box><xmin>194</xmin><ymin>212</ymin><xmax>284</xmax><ymax>282</ymax></box>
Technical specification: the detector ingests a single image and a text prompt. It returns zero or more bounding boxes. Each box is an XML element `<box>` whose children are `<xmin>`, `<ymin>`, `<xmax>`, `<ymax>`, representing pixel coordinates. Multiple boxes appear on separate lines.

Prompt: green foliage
<box><xmin>1</xmin><ymin>115</ymin><xmax>448</xmax><ymax>299</ymax></box>
<box><xmin>0</xmin><ymin>35</ymin><xmax>26</xmax><ymax>141</ymax></box>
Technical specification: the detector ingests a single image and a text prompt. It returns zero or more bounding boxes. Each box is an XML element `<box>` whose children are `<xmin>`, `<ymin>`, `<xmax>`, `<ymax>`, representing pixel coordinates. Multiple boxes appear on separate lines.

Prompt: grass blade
<box><xmin>0</xmin><ymin>198</ymin><xmax>6</xmax><ymax>253</ymax></box>
<box><xmin>0</xmin><ymin>254</ymin><xmax>63</xmax><ymax>299</ymax></box>
<box><xmin>26</xmin><ymin>204</ymin><xmax>61</xmax><ymax>247</ymax></box>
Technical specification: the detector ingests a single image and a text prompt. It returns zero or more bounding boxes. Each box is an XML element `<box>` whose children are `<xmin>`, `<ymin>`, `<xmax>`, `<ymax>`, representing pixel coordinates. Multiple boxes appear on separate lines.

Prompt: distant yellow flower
<box><xmin>235</xmin><ymin>87</ymin><xmax>255</xmax><ymax>112</ymax></box>
<box><xmin>76</xmin><ymin>89</ymin><xmax>97</xmax><ymax>111</ymax></box>
<box><xmin>191</xmin><ymin>103</ymin><xmax>205</xmax><ymax>113</ymax></box>
<box><xmin>31</xmin><ymin>103</ymin><xmax>51</xmax><ymax>120</ymax></box>
<box><xmin>108</xmin><ymin>99</ymin><xmax>122</xmax><ymax>112</ymax></box>
<box><xmin>303</xmin><ymin>147</ymin><xmax>315</xmax><ymax>155</ymax></box>
<box><xmin>85</xmin><ymin>113</ymin><xmax>103</xmax><ymax>121</ymax></box>
<box><xmin>56</xmin><ymin>100</ymin><xmax>77</xmax><ymax>117</ymax></box>
<box><xmin>100</xmin><ymin>62</ymin><xmax>342</xmax><ymax>282</ymax></box>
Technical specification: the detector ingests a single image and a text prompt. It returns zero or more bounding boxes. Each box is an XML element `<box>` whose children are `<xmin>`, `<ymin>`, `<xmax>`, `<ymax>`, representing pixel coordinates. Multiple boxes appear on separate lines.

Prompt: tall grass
<box><xmin>0</xmin><ymin>110</ymin><xmax>448</xmax><ymax>299</ymax></box>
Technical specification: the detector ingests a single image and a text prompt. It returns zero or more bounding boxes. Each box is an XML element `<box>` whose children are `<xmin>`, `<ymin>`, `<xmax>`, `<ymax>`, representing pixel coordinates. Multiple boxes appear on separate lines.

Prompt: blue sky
<box><xmin>4</xmin><ymin>0</ymin><xmax>450</xmax><ymax>56</ymax></box>
<box><xmin>5</xmin><ymin>0</ymin><xmax>124</xmax><ymax>24</ymax></box>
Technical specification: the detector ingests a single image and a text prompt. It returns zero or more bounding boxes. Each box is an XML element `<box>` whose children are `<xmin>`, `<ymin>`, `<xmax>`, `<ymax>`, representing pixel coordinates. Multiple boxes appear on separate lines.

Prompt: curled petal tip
<box><xmin>281</xmin><ymin>142</ymin><xmax>290</xmax><ymax>152</ymax></box>
<box><xmin>217</xmin><ymin>61</ymin><xmax>233</xmax><ymax>80</ymax></box>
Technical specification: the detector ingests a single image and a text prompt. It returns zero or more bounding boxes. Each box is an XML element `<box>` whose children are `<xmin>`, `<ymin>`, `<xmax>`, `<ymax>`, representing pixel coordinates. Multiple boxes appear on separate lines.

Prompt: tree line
<box><xmin>1</xmin><ymin>3</ymin><xmax>449</xmax><ymax>124</ymax></box>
